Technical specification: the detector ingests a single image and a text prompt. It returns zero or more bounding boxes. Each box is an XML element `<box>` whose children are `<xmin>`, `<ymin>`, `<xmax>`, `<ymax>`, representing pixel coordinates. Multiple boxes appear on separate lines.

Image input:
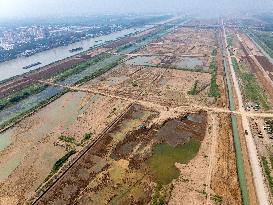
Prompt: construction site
<box><xmin>225</xmin><ymin>24</ymin><xmax>273</xmax><ymax>204</ymax></box>
<box><xmin>1</xmin><ymin>16</ymin><xmax>273</xmax><ymax>205</ymax></box>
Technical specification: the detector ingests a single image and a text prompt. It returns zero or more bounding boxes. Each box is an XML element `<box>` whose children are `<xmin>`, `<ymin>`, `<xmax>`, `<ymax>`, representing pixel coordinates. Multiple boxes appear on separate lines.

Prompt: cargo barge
<box><xmin>22</xmin><ymin>62</ymin><xmax>42</xmax><ymax>69</ymax></box>
<box><xmin>69</xmin><ymin>47</ymin><xmax>83</xmax><ymax>53</ymax></box>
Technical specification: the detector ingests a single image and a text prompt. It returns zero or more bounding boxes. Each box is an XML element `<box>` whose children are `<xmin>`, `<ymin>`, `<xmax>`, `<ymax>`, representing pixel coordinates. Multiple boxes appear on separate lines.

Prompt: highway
<box><xmin>223</xmin><ymin>23</ymin><xmax>270</xmax><ymax>205</ymax></box>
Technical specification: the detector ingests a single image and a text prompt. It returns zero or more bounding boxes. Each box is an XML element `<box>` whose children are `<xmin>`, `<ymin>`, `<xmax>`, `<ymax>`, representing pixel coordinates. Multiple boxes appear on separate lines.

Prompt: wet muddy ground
<box><xmin>171</xmin><ymin>57</ymin><xmax>209</xmax><ymax>72</ymax></box>
<box><xmin>125</xmin><ymin>56</ymin><xmax>162</xmax><ymax>67</ymax></box>
<box><xmin>0</xmin><ymin>91</ymin><xmax>130</xmax><ymax>204</ymax></box>
<box><xmin>34</xmin><ymin>104</ymin><xmax>207</xmax><ymax>205</ymax></box>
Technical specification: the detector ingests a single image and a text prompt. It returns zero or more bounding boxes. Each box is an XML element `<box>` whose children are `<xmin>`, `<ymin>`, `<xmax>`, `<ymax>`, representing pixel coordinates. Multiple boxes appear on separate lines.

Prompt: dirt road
<box><xmin>206</xmin><ymin>114</ymin><xmax>218</xmax><ymax>205</ymax></box>
<box><xmin>223</xmin><ymin>24</ymin><xmax>270</xmax><ymax>205</ymax></box>
<box><xmin>38</xmin><ymin>80</ymin><xmax>273</xmax><ymax>119</ymax></box>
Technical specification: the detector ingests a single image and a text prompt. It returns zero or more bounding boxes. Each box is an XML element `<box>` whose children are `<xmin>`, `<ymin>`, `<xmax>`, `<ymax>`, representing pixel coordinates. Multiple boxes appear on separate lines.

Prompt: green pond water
<box><xmin>147</xmin><ymin>138</ymin><xmax>201</xmax><ymax>185</ymax></box>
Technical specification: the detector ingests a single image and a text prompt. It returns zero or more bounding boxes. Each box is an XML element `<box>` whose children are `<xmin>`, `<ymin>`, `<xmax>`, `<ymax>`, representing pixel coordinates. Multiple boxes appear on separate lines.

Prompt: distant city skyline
<box><xmin>0</xmin><ymin>0</ymin><xmax>273</xmax><ymax>19</ymax></box>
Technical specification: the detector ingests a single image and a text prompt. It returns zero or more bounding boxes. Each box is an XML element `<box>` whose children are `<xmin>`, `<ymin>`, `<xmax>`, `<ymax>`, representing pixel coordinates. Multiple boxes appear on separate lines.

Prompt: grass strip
<box><xmin>188</xmin><ymin>80</ymin><xmax>199</xmax><ymax>95</ymax></box>
<box><xmin>261</xmin><ymin>156</ymin><xmax>273</xmax><ymax>195</ymax></box>
<box><xmin>44</xmin><ymin>149</ymin><xmax>76</xmax><ymax>182</ymax></box>
<box><xmin>52</xmin><ymin>53</ymin><xmax>111</xmax><ymax>82</ymax></box>
<box><xmin>208</xmin><ymin>57</ymin><xmax>220</xmax><ymax>98</ymax></box>
<box><xmin>247</xmin><ymin>30</ymin><xmax>273</xmax><ymax>58</ymax></box>
<box><xmin>231</xmin><ymin>57</ymin><xmax>270</xmax><ymax>109</ymax></box>
<box><xmin>76</xmin><ymin>60</ymin><xmax>121</xmax><ymax>85</ymax></box>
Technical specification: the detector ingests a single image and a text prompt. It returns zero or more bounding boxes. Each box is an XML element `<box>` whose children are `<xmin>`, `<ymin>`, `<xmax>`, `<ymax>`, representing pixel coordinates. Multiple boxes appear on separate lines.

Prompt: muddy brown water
<box><xmin>156</xmin><ymin>113</ymin><xmax>207</xmax><ymax>147</ymax></box>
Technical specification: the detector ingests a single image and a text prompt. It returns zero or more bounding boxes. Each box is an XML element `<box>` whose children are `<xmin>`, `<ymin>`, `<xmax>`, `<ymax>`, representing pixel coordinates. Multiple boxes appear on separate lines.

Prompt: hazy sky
<box><xmin>0</xmin><ymin>0</ymin><xmax>273</xmax><ymax>19</ymax></box>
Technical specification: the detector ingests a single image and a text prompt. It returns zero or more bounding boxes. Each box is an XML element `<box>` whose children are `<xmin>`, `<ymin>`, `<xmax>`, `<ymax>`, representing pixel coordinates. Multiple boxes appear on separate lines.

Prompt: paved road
<box><xmin>223</xmin><ymin>24</ymin><xmax>270</xmax><ymax>205</ymax></box>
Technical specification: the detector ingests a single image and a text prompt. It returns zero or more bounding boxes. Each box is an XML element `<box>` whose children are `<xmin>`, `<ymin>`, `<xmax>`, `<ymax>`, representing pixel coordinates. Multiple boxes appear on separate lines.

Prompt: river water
<box><xmin>0</xmin><ymin>26</ymin><xmax>149</xmax><ymax>81</ymax></box>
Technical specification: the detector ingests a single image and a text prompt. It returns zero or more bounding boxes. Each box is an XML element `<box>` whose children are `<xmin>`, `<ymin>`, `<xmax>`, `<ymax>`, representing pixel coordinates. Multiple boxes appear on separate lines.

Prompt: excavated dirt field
<box><xmin>82</xmin><ymin>64</ymin><xmax>212</xmax><ymax>107</ymax></box>
<box><xmin>0</xmin><ymin>27</ymin><xmax>242</xmax><ymax>205</ymax></box>
<box><xmin>255</xmin><ymin>55</ymin><xmax>273</xmax><ymax>81</ymax></box>
<box><xmin>141</xmin><ymin>28</ymin><xmax>216</xmax><ymax>57</ymax></box>
<box><xmin>238</xmin><ymin>32</ymin><xmax>273</xmax><ymax>91</ymax></box>
<box><xmin>80</xmin><ymin>29</ymin><xmax>220</xmax><ymax>108</ymax></box>
<box><xmin>238</xmin><ymin>33</ymin><xmax>263</xmax><ymax>56</ymax></box>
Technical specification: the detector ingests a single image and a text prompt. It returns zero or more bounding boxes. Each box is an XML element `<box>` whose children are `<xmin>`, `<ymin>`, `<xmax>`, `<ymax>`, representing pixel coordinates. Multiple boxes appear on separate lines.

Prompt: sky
<box><xmin>0</xmin><ymin>0</ymin><xmax>273</xmax><ymax>19</ymax></box>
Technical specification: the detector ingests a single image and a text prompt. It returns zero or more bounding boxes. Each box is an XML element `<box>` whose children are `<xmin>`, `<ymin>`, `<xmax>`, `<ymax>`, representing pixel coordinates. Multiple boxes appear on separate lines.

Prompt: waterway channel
<box><xmin>0</xmin><ymin>26</ymin><xmax>150</xmax><ymax>81</ymax></box>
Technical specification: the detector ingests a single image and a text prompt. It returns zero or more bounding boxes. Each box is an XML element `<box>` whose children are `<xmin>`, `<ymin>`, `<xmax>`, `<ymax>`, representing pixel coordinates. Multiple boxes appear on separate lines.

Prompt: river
<box><xmin>0</xmin><ymin>26</ymin><xmax>150</xmax><ymax>81</ymax></box>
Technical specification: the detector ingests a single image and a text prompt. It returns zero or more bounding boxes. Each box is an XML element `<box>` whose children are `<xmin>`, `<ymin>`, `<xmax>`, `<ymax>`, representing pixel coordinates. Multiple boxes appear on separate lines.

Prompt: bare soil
<box><xmin>0</xmin><ymin>92</ymin><xmax>130</xmax><ymax>204</ymax></box>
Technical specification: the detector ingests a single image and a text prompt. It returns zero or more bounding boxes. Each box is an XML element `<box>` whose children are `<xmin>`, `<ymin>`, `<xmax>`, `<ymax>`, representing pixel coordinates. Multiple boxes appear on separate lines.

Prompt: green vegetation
<box><xmin>80</xmin><ymin>133</ymin><xmax>92</xmax><ymax>145</ymax></box>
<box><xmin>132</xmin><ymin>80</ymin><xmax>138</xmax><ymax>87</ymax></box>
<box><xmin>247</xmin><ymin>30</ymin><xmax>273</xmax><ymax>58</ymax></box>
<box><xmin>212</xmin><ymin>48</ymin><xmax>217</xmax><ymax>56</ymax></box>
<box><xmin>117</xmin><ymin>43</ymin><xmax>134</xmax><ymax>52</ymax></box>
<box><xmin>270</xmin><ymin>155</ymin><xmax>273</xmax><ymax>169</ymax></box>
<box><xmin>152</xmin><ymin>184</ymin><xmax>166</xmax><ymax>205</ymax></box>
<box><xmin>232</xmin><ymin>57</ymin><xmax>270</xmax><ymax>109</ymax></box>
<box><xmin>0</xmin><ymin>84</ymin><xmax>46</xmax><ymax>111</ymax></box>
<box><xmin>147</xmin><ymin>139</ymin><xmax>200</xmax><ymax>185</ymax></box>
<box><xmin>208</xmin><ymin>57</ymin><xmax>220</xmax><ymax>98</ymax></box>
<box><xmin>261</xmin><ymin>156</ymin><xmax>273</xmax><ymax>195</ymax></box>
<box><xmin>53</xmin><ymin>150</ymin><xmax>76</xmax><ymax>172</ymax></box>
<box><xmin>44</xmin><ymin>149</ymin><xmax>76</xmax><ymax>182</ymax></box>
<box><xmin>227</xmin><ymin>36</ymin><xmax>233</xmax><ymax>47</ymax></box>
<box><xmin>52</xmin><ymin>54</ymin><xmax>110</xmax><ymax>82</ymax></box>
<box><xmin>210</xmin><ymin>194</ymin><xmax>223</xmax><ymax>203</ymax></box>
<box><xmin>59</xmin><ymin>135</ymin><xmax>76</xmax><ymax>143</ymax></box>
<box><xmin>76</xmin><ymin>60</ymin><xmax>121</xmax><ymax>85</ymax></box>
<box><xmin>59</xmin><ymin>133</ymin><xmax>92</xmax><ymax>146</ymax></box>
<box><xmin>188</xmin><ymin>80</ymin><xmax>199</xmax><ymax>95</ymax></box>
<box><xmin>168</xmin><ymin>65</ymin><xmax>209</xmax><ymax>73</ymax></box>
